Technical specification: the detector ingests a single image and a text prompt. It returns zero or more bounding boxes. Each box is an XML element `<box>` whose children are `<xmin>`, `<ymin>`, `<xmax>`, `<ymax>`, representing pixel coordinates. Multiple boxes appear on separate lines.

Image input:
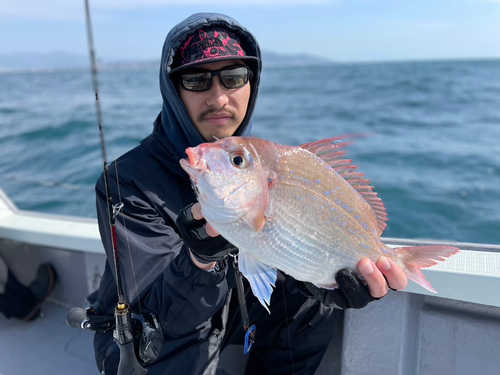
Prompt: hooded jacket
<box><xmin>89</xmin><ymin>13</ymin><xmax>262</xmax><ymax>374</ymax></box>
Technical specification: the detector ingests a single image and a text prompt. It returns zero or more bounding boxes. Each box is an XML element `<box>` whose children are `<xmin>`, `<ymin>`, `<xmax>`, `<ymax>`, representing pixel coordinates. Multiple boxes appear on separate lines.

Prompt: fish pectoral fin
<box><xmin>242</xmin><ymin>212</ymin><xmax>266</xmax><ymax>232</ymax></box>
<box><xmin>241</xmin><ymin>191</ymin><xmax>268</xmax><ymax>232</ymax></box>
<box><xmin>238</xmin><ymin>252</ymin><xmax>276</xmax><ymax>313</ymax></box>
<box><xmin>240</xmin><ymin>164</ymin><xmax>271</xmax><ymax>233</ymax></box>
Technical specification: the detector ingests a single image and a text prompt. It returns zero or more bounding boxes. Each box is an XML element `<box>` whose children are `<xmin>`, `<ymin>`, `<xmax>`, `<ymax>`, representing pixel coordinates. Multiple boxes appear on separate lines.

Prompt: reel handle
<box><xmin>66</xmin><ymin>307</ymin><xmax>89</xmax><ymax>329</ymax></box>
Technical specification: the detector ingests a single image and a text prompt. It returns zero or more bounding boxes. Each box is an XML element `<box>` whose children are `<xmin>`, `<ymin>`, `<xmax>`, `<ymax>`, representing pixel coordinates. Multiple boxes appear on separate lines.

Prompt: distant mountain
<box><xmin>0</xmin><ymin>50</ymin><xmax>333</xmax><ymax>72</ymax></box>
<box><xmin>262</xmin><ymin>51</ymin><xmax>333</xmax><ymax>67</ymax></box>
<box><xmin>0</xmin><ymin>51</ymin><xmax>90</xmax><ymax>71</ymax></box>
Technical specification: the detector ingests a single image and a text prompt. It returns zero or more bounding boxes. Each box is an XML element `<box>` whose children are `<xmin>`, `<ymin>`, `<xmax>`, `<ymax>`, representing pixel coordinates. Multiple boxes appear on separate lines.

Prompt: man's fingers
<box><xmin>205</xmin><ymin>222</ymin><xmax>219</xmax><ymax>237</ymax></box>
<box><xmin>357</xmin><ymin>258</ymin><xmax>388</xmax><ymax>299</ymax></box>
<box><xmin>357</xmin><ymin>257</ymin><xmax>409</xmax><ymax>299</ymax></box>
<box><xmin>191</xmin><ymin>202</ymin><xmax>204</xmax><ymax>220</ymax></box>
<box><xmin>189</xmin><ymin>203</ymin><xmax>219</xmax><ymax>237</ymax></box>
<box><xmin>376</xmin><ymin>257</ymin><xmax>408</xmax><ymax>291</ymax></box>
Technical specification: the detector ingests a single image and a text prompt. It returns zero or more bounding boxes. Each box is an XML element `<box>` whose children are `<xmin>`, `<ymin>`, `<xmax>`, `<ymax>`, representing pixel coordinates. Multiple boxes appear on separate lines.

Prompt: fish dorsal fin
<box><xmin>300</xmin><ymin>136</ymin><xmax>388</xmax><ymax>235</ymax></box>
<box><xmin>238</xmin><ymin>251</ymin><xmax>277</xmax><ymax>313</ymax></box>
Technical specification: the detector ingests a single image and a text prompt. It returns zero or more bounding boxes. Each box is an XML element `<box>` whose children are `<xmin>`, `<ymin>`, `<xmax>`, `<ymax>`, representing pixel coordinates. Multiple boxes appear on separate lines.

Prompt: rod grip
<box><xmin>117</xmin><ymin>341</ymin><xmax>148</xmax><ymax>375</ymax></box>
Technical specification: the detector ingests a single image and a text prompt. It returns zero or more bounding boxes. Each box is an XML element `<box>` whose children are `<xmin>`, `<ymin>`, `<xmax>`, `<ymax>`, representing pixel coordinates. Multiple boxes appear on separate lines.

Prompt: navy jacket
<box><xmin>89</xmin><ymin>13</ymin><xmax>262</xmax><ymax>374</ymax></box>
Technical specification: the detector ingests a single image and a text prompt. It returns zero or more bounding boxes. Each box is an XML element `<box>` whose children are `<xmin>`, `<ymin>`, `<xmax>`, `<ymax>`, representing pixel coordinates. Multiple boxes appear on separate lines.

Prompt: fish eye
<box><xmin>230</xmin><ymin>151</ymin><xmax>249</xmax><ymax>169</ymax></box>
<box><xmin>233</xmin><ymin>155</ymin><xmax>244</xmax><ymax>166</ymax></box>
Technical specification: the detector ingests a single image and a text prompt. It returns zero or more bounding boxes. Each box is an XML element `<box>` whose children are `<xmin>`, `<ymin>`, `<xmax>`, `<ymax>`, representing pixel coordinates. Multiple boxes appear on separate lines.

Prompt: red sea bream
<box><xmin>179</xmin><ymin>136</ymin><xmax>460</xmax><ymax>311</ymax></box>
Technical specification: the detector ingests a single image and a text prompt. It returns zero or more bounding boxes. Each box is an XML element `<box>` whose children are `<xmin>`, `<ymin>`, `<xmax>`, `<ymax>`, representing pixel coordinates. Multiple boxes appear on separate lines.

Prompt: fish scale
<box><xmin>211</xmin><ymin>169</ymin><xmax>383</xmax><ymax>285</ymax></box>
<box><xmin>180</xmin><ymin>136</ymin><xmax>460</xmax><ymax>311</ymax></box>
<box><xmin>277</xmin><ymin>152</ymin><xmax>381</xmax><ymax>242</ymax></box>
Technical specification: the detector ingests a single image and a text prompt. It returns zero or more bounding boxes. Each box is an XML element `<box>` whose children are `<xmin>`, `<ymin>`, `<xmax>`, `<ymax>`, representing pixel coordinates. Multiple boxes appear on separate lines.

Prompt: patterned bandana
<box><xmin>170</xmin><ymin>27</ymin><xmax>257</xmax><ymax>74</ymax></box>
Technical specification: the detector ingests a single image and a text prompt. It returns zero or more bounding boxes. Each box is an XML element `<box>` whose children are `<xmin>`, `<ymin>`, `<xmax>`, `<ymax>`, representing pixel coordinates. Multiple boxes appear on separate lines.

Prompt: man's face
<box><xmin>177</xmin><ymin>59</ymin><xmax>251</xmax><ymax>142</ymax></box>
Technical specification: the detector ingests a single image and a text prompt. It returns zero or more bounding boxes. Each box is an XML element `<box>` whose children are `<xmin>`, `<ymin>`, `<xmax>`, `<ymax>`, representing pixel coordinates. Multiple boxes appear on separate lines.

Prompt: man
<box><xmin>88</xmin><ymin>12</ymin><xmax>407</xmax><ymax>375</ymax></box>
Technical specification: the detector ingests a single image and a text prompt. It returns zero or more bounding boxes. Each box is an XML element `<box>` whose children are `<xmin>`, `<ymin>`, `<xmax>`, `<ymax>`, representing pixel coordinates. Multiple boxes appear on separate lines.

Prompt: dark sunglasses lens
<box><xmin>180</xmin><ymin>66</ymin><xmax>250</xmax><ymax>91</ymax></box>
<box><xmin>220</xmin><ymin>67</ymin><xmax>249</xmax><ymax>89</ymax></box>
<box><xmin>181</xmin><ymin>72</ymin><xmax>211</xmax><ymax>91</ymax></box>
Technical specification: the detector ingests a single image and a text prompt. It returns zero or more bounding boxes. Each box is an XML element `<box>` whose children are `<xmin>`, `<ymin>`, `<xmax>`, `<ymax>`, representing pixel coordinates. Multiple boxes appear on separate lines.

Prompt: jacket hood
<box><xmin>146</xmin><ymin>13</ymin><xmax>262</xmax><ymax>174</ymax></box>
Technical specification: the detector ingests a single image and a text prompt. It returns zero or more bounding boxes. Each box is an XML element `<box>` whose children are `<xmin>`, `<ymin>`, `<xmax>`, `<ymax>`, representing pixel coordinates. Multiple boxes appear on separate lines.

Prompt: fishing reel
<box><xmin>131</xmin><ymin>310</ymin><xmax>164</xmax><ymax>364</ymax></box>
<box><xmin>67</xmin><ymin>305</ymin><xmax>164</xmax><ymax>365</ymax></box>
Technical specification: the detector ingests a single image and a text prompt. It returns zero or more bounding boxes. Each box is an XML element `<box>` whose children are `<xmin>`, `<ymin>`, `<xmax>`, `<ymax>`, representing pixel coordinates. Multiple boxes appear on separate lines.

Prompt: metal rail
<box><xmin>382</xmin><ymin>237</ymin><xmax>500</xmax><ymax>253</ymax></box>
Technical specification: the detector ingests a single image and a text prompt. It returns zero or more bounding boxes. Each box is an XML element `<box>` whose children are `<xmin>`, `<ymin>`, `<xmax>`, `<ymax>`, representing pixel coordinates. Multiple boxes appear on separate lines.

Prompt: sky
<box><xmin>1</xmin><ymin>0</ymin><xmax>500</xmax><ymax>63</ymax></box>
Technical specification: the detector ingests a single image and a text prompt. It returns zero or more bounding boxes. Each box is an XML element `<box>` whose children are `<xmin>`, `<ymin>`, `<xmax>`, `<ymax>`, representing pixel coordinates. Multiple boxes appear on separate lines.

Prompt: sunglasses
<box><xmin>177</xmin><ymin>65</ymin><xmax>252</xmax><ymax>92</ymax></box>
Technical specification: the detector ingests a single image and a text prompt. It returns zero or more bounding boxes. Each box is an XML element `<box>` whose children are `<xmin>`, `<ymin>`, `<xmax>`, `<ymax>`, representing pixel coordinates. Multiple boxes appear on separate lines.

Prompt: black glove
<box><xmin>176</xmin><ymin>203</ymin><xmax>236</xmax><ymax>264</ymax></box>
<box><xmin>298</xmin><ymin>268</ymin><xmax>378</xmax><ymax>309</ymax></box>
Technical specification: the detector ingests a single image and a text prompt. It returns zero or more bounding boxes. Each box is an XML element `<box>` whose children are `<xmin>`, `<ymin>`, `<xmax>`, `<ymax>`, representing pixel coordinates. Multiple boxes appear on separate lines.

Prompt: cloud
<box><xmin>0</xmin><ymin>0</ymin><xmax>329</xmax><ymax>19</ymax></box>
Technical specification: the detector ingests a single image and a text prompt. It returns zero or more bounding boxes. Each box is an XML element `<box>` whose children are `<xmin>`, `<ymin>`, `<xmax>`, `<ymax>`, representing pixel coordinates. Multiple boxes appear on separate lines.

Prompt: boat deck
<box><xmin>0</xmin><ymin>301</ymin><xmax>98</xmax><ymax>375</ymax></box>
<box><xmin>0</xmin><ymin>299</ymin><xmax>341</xmax><ymax>375</ymax></box>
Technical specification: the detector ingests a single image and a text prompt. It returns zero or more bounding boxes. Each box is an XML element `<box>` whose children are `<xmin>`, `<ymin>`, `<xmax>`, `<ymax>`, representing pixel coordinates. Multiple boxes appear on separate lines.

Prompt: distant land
<box><xmin>0</xmin><ymin>51</ymin><xmax>91</xmax><ymax>71</ymax></box>
<box><xmin>0</xmin><ymin>50</ymin><xmax>333</xmax><ymax>72</ymax></box>
<box><xmin>261</xmin><ymin>50</ymin><xmax>332</xmax><ymax>67</ymax></box>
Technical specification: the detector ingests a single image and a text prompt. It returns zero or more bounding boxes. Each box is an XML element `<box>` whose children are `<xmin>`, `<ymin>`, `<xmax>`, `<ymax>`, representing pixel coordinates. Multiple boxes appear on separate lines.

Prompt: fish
<box><xmin>179</xmin><ymin>136</ymin><xmax>460</xmax><ymax>311</ymax></box>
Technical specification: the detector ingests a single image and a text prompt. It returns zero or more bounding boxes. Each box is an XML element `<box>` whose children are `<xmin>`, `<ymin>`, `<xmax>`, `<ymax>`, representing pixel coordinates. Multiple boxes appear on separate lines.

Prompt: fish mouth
<box><xmin>186</xmin><ymin>147</ymin><xmax>202</xmax><ymax>167</ymax></box>
<box><xmin>179</xmin><ymin>146</ymin><xmax>209</xmax><ymax>179</ymax></box>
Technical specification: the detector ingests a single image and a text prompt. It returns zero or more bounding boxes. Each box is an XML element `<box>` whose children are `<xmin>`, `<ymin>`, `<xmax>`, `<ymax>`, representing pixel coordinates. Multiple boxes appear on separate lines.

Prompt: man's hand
<box><xmin>298</xmin><ymin>257</ymin><xmax>408</xmax><ymax>309</ymax></box>
<box><xmin>358</xmin><ymin>257</ymin><xmax>408</xmax><ymax>298</ymax></box>
<box><xmin>176</xmin><ymin>202</ymin><xmax>235</xmax><ymax>269</ymax></box>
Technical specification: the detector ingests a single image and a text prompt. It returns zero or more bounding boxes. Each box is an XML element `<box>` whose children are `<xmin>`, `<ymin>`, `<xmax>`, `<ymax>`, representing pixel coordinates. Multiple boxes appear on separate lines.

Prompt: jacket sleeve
<box><xmin>94</xmin><ymin>172</ymin><xmax>229</xmax><ymax>370</ymax></box>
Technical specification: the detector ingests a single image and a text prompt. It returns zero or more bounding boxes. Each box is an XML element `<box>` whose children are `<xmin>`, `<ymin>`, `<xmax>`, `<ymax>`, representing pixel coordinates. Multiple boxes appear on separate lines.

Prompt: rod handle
<box><xmin>117</xmin><ymin>341</ymin><xmax>148</xmax><ymax>375</ymax></box>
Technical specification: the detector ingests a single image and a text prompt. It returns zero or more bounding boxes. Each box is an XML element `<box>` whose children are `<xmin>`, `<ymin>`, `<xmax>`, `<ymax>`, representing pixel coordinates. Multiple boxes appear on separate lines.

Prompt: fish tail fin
<box><xmin>396</xmin><ymin>245</ymin><xmax>460</xmax><ymax>293</ymax></box>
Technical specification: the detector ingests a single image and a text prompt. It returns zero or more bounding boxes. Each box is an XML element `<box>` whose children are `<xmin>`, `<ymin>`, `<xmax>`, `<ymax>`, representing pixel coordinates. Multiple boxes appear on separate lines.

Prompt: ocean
<box><xmin>0</xmin><ymin>59</ymin><xmax>499</xmax><ymax>245</ymax></box>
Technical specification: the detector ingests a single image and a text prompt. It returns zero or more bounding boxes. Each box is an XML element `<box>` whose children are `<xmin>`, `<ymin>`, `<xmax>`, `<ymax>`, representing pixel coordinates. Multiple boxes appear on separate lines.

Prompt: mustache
<box><xmin>197</xmin><ymin>105</ymin><xmax>237</xmax><ymax>123</ymax></box>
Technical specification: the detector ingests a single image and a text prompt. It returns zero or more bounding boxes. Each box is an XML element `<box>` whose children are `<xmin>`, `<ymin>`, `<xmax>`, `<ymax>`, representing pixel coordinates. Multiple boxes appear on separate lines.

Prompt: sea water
<box><xmin>0</xmin><ymin>59</ymin><xmax>499</xmax><ymax>245</ymax></box>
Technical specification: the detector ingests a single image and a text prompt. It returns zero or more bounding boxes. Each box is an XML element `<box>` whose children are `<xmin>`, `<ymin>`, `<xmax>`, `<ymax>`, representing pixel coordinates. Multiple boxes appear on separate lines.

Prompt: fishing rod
<box><xmin>82</xmin><ymin>0</ymin><xmax>143</xmax><ymax>372</ymax></box>
<box><xmin>67</xmin><ymin>1</ymin><xmax>163</xmax><ymax>374</ymax></box>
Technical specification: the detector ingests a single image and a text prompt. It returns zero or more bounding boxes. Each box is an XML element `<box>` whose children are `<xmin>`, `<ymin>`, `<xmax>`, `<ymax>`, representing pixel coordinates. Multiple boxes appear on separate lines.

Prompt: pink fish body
<box><xmin>180</xmin><ymin>136</ymin><xmax>459</xmax><ymax>311</ymax></box>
